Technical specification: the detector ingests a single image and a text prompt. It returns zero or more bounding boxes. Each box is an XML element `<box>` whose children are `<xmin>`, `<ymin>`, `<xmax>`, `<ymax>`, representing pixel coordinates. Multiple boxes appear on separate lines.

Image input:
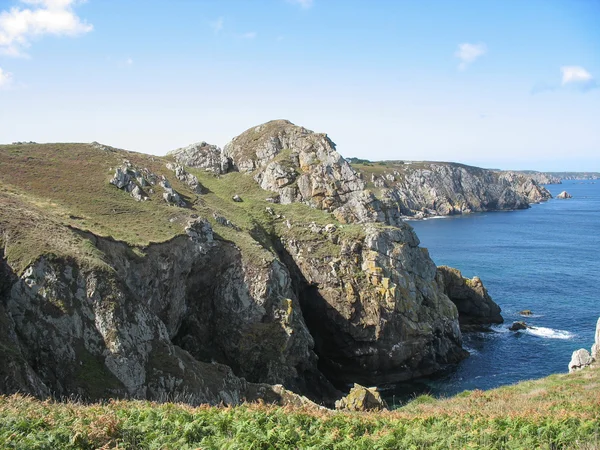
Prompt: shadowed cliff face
<box><xmin>436</xmin><ymin>266</ymin><xmax>503</xmax><ymax>331</ymax></box>
<box><xmin>275</xmin><ymin>224</ymin><xmax>467</xmax><ymax>388</ymax></box>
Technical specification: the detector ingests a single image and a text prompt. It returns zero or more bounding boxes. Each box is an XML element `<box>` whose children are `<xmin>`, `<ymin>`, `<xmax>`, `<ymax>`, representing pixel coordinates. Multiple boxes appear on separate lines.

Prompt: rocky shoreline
<box><xmin>0</xmin><ymin>120</ymin><xmax>539</xmax><ymax>410</ymax></box>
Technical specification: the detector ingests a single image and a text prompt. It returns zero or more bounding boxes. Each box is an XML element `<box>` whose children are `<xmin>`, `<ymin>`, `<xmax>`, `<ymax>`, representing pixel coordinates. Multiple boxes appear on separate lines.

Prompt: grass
<box><xmin>1</xmin><ymin>367</ymin><xmax>599</xmax><ymax>449</ymax></box>
<box><xmin>0</xmin><ymin>142</ymin><xmax>365</xmax><ymax>272</ymax></box>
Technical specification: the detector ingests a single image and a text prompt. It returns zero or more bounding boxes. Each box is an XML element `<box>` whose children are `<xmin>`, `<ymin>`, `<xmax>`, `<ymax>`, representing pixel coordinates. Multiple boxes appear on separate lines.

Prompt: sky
<box><xmin>0</xmin><ymin>0</ymin><xmax>599</xmax><ymax>171</ymax></box>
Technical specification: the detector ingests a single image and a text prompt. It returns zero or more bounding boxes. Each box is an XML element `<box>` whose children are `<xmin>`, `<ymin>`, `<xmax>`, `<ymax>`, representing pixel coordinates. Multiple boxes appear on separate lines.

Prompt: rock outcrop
<box><xmin>168</xmin><ymin>142</ymin><xmax>230</xmax><ymax>174</ymax></box>
<box><xmin>335</xmin><ymin>384</ymin><xmax>387</xmax><ymax>411</ymax></box>
<box><xmin>569</xmin><ymin>317</ymin><xmax>600</xmax><ymax>373</ymax></box>
<box><xmin>436</xmin><ymin>266</ymin><xmax>503</xmax><ymax>331</ymax></box>
<box><xmin>223</xmin><ymin>120</ymin><xmax>402</xmax><ymax>226</ymax></box>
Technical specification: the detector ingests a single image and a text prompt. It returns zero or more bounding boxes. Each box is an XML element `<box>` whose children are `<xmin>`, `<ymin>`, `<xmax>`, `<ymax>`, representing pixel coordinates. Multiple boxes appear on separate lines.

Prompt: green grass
<box><xmin>1</xmin><ymin>367</ymin><xmax>599</xmax><ymax>449</ymax></box>
<box><xmin>0</xmin><ymin>142</ymin><xmax>365</xmax><ymax>272</ymax></box>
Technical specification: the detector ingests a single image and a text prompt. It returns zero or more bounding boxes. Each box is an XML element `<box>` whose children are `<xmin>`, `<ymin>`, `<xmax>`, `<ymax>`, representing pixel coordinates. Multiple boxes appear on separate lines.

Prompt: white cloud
<box><xmin>0</xmin><ymin>67</ymin><xmax>13</xmax><ymax>88</ymax></box>
<box><xmin>210</xmin><ymin>17</ymin><xmax>223</xmax><ymax>34</ymax></box>
<box><xmin>287</xmin><ymin>0</ymin><xmax>314</xmax><ymax>8</ymax></box>
<box><xmin>455</xmin><ymin>43</ymin><xmax>487</xmax><ymax>70</ymax></box>
<box><xmin>126</xmin><ymin>57</ymin><xmax>133</xmax><ymax>66</ymax></box>
<box><xmin>241</xmin><ymin>31</ymin><xmax>257</xmax><ymax>39</ymax></box>
<box><xmin>561</xmin><ymin>66</ymin><xmax>593</xmax><ymax>85</ymax></box>
<box><xmin>0</xmin><ymin>0</ymin><xmax>92</xmax><ymax>57</ymax></box>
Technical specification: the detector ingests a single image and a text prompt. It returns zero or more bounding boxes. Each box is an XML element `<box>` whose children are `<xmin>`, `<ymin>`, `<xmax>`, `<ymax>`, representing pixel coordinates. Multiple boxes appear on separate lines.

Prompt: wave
<box><xmin>523</xmin><ymin>326</ymin><xmax>575</xmax><ymax>340</ymax></box>
<box><xmin>423</xmin><ymin>216</ymin><xmax>450</xmax><ymax>220</ymax></box>
<box><xmin>518</xmin><ymin>313</ymin><xmax>543</xmax><ymax>318</ymax></box>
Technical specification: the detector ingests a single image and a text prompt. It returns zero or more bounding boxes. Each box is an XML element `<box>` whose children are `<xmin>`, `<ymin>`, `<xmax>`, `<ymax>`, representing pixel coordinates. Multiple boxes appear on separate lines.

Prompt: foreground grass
<box><xmin>1</xmin><ymin>368</ymin><xmax>599</xmax><ymax>449</ymax></box>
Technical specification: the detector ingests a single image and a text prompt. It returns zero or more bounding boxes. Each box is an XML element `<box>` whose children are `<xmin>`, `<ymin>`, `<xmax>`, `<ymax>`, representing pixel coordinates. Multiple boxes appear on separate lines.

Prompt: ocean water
<box><xmin>390</xmin><ymin>180</ymin><xmax>600</xmax><ymax>401</ymax></box>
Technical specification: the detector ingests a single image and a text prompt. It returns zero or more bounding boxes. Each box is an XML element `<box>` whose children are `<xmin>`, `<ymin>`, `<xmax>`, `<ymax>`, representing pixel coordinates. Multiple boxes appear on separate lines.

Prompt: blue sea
<box><xmin>392</xmin><ymin>180</ymin><xmax>600</xmax><ymax>401</ymax></box>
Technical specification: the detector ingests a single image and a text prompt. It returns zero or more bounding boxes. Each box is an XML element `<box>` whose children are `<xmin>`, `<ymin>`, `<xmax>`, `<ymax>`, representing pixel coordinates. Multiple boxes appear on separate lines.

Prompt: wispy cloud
<box><xmin>561</xmin><ymin>66</ymin><xmax>593</xmax><ymax>86</ymax></box>
<box><xmin>532</xmin><ymin>66</ymin><xmax>597</xmax><ymax>94</ymax></box>
<box><xmin>209</xmin><ymin>17</ymin><xmax>224</xmax><ymax>34</ymax></box>
<box><xmin>240</xmin><ymin>31</ymin><xmax>257</xmax><ymax>39</ymax></box>
<box><xmin>0</xmin><ymin>0</ymin><xmax>92</xmax><ymax>57</ymax></box>
<box><xmin>125</xmin><ymin>57</ymin><xmax>133</xmax><ymax>66</ymax></box>
<box><xmin>455</xmin><ymin>42</ymin><xmax>487</xmax><ymax>70</ymax></box>
<box><xmin>0</xmin><ymin>67</ymin><xmax>12</xmax><ymax>88</ymax></box>
<box><xmin>287</xmin><ymin>0</ymin><xmax>314</xmax><ymax>8</ymax></box>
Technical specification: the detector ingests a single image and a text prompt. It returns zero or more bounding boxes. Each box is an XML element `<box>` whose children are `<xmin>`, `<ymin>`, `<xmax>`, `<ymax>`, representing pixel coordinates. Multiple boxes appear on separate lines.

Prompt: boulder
<box><xmin>335</xmin><ymin>384</ymin><xmax>387</xmax><ymax>411</ymax></box>
<box><xmin>557</xmin><ymin>191</ymin><xmax>572</xmax><ymax>199</ymax></box>
<box><xmin>232</xmin><ymin>194</ymin><xmax>243</xmax><ymax>202</ymax></box>
<box><xmin>509</xmin><ymin>321</ymin><xmax>528</xmax><ymax>331</ymax></box>
<box><xmin>519</xmin><ymin>310</ymin><xmax>533</xmax><ymax>316</ymax></box>
<box><xmin>569</xmin><ymin>349</ymin><xmax>593</xmax><ymax>373</ymax></box>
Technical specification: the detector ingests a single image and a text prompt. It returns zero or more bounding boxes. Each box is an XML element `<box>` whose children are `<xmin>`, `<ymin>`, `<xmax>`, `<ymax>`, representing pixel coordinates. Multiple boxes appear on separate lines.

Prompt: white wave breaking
<box><xmin>523</xmin><ymin>326</ymin><xmax>575</xmax><ymax>340</ymax></box>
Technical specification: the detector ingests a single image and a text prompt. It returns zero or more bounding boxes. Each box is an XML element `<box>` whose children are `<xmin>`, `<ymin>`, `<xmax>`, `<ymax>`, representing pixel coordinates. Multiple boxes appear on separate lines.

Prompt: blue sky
<box><xmin>0</xmin><ymin>0</ymin><xmax>598</xmax><ymax>171</ymax></box>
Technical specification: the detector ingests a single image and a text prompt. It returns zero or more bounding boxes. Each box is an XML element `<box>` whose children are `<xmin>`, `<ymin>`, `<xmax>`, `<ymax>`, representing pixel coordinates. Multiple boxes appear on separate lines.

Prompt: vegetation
<box><xmin>0</xmin><ymin>142</ymin><xmax>365</xmax><ymax>272</ymax></box>
<box><xmin>1</xmin><ymin>367</ymin><xmax>599</xmax><ymax>449</ymax></box>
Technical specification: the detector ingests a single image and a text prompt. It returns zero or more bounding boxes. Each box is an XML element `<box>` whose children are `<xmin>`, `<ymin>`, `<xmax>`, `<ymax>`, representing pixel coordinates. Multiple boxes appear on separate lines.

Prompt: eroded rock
<box><xmin>436</xmin><ymin>266</ymin><xmax>503</xmax><ymax>330</ymax></box>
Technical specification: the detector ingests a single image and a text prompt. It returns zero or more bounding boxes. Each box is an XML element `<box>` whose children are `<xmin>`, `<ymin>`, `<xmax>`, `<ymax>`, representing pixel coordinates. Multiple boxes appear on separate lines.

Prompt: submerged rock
<box><xmin>335</xmin><ymin>384</ymin><xmax>387</xmax><ymax>411</ymax></box>
<box><xmin>519</xmin><ymin>310</ymin><xmax>533</xmax><ymax>316</ymax></box>
<box><xmin>509</xmin><ymin>321</ymin><xmax>528</xmax><ymax>331</ymax></box>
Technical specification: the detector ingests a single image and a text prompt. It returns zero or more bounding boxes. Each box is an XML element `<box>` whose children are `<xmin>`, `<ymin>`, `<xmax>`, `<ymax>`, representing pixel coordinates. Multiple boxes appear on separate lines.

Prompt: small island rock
<box><xmin>556</xmin><ymin>191</ymin><xmax>572</xmax><ymax>199</ymax></box>
<box><xmin>519</xmin><ymin>310</ymin><xmax>533</xmax><ymax>316</ymax></box>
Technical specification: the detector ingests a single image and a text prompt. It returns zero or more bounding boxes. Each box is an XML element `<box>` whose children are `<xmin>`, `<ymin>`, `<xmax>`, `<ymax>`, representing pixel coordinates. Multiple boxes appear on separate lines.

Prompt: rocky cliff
<box><xmin>0</xmin><ymin>121</ymin><xmax>504</xmax><ymax>406</ymax></box>
<box><xmin>349</xmin><ymin>160</ymin><xmax>552</xmax><ymax>219</ymax></box>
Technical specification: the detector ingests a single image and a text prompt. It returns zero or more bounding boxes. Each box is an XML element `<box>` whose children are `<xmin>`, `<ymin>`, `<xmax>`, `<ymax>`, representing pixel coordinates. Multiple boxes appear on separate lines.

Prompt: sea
<box><xmin>385</xmin><ymin>180</ymin><xmax>600</xmax><ymax>405</ymax></box>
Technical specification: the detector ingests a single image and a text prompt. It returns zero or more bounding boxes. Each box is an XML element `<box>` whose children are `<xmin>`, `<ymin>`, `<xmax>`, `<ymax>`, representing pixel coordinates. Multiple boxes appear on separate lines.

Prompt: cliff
<box><xmin>0</xmin><ymin>121</ymin><xmax>504</xmax><ymax>406</ymax></box>
<box><xmin>348</xmin><ymin>160</ymin><xmax>552</xmax><ymax>219</ymax></box>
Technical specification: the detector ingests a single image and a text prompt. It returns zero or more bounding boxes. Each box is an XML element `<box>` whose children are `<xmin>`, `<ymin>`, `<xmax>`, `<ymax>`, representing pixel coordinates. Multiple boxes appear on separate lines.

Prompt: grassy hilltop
<box><xmin>1</xmin><ymin>367</ymin><xmax>599</xmax><ymax>449</ymax></box>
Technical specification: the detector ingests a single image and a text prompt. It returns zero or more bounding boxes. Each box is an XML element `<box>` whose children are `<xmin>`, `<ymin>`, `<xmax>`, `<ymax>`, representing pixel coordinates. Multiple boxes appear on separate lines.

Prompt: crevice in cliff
<box><xmin>273</xmin><ymin>238</ymin><xmax>370</xmax><ymax>392</ymax></box>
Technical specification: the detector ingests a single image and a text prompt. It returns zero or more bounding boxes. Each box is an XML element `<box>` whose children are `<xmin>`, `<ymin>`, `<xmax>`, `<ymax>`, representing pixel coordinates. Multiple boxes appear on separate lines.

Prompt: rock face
<box><xmin>279</xmin><ymin>223</ymin><xmax>467</xmax><ymax>387</ymax></box>
<box><xmin>335</xmin><ymin>384</ymin><xmax>387</xmax><ymax>411</ymax></box>
<box><xmin>351</xmin><ymin>162</ymin><xmax>552</xmax><ymax>219</ymax></box>
<box><xmin>516</xmin><ymin>171</ymin><xmax>562</xmax><ymax>185</ymax></box>
<box><xmin>436</xmin><ymin>266</ymin><xmax>503</xmax><ymax>330</ymax></box>
<box><xmin>557</xmin><ymin>191</ymin><xmax>572</xmax><ymax>199</ymax></box>
<box><xmin>0</xmin><ymin>219</ymin><xmax>334</xmax><ymax>405</ymax></box>
<box><xmin>223</xmin><ymin>120</ymin><xmax>402</xmax><ymax>226</ymax></box>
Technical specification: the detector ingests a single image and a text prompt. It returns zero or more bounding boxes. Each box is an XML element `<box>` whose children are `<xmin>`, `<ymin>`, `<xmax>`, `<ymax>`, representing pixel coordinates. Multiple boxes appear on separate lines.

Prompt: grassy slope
<box><xmin>0</xmin><ymin>143</ymin><xmax>362</xmax><ymax>272</ymax></box>
<box><xmin>1</xmin><ymin>367</ymin><xmax>599</xmax><ymax>449</ymax></box>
